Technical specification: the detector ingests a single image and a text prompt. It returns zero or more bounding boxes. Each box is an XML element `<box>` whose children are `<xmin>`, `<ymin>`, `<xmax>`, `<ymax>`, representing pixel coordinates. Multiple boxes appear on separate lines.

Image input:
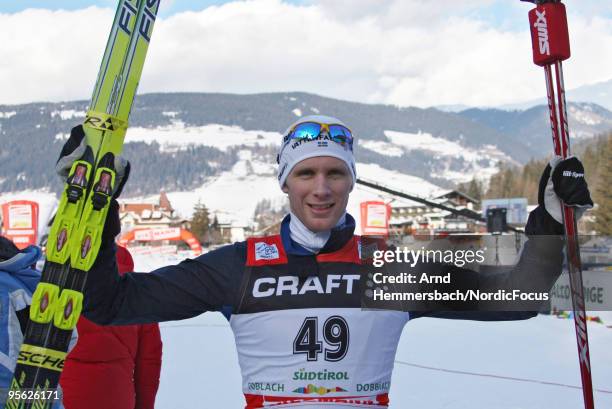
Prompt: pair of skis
<box><xmin>522</xmin><ymin>1</ymin><xmax>594</xmax><ymax>408</ymax></box>
<box><xmin>5</xmin><ymin>1</ymin><xmax>160</xmax><ymax>408</ymax></box>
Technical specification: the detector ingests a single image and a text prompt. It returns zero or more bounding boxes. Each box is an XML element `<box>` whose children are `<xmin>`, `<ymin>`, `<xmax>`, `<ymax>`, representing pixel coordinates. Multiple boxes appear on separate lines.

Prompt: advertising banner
<box><xmin>1</xmin><ymin>200</ymin><xmax>39</xmax><ymax>248</ymax></box>
<box><xmin>360</xmin><ymin>201</ymin><xmax>390</xmax><ymax>236</ymax></box>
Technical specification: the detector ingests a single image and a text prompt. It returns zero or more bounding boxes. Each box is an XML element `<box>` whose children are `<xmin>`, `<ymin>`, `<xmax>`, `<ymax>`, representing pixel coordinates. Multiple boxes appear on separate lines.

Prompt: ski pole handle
<box><xmin>527</xmin><ymin>2</ymin><xmax>570</xmax><ymax>66</ymax></box>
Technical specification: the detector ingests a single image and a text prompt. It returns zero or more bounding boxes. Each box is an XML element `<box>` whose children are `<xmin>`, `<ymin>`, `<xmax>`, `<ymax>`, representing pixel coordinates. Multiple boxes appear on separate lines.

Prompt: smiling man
<box><xmin>76</xmin><ymin>114</ymin><xmax>592</xmax><ymax>408</ymax></box>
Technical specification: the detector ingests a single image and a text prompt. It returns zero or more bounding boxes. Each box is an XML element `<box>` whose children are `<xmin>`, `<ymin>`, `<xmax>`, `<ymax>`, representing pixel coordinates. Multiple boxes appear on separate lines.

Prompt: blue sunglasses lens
<box><xmin>292</xmin><ymin>122</ymin><xmax>322</xmax><ymax>140</ymax></box>
<box><xmin>328</xmin><ymin>125</ymin><xmax>352</xmax><ymax>145</ymax></box>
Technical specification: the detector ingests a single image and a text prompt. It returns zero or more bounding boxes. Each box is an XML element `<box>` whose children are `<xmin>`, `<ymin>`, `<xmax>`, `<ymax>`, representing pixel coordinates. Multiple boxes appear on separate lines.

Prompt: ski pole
<box><xmin>522</xmin><ymin>1</ymin><xmax>595</xmax><ymax>408</ymax></box>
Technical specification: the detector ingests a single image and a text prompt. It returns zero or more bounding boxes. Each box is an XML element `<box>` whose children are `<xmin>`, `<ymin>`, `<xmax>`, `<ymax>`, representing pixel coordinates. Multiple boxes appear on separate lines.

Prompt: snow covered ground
<box><xmin>360</xmin><ymin>130</ymin><xmax>513</xmax><ymax>184</ymax></box>
<box><xmin>155</xmin><ymin>303</ymin><xmax>612</xmax><ymax>409</ymax></box>
<box><xmin>135</xmin><ymin>255</ymin><xmax>612</xmax><ymax>409</ymax></box>
<box><xmin>125</xmin><ymin>122</ymin><xmax>280</xmax><ymax>152</ymax></box>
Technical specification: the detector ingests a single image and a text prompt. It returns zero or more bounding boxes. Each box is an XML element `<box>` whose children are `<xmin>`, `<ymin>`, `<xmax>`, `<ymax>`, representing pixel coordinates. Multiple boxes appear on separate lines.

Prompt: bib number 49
<box><xmin>293</xmin><ymin>316</ymin><xmax>349</xmax><ymax>362</ymax></box>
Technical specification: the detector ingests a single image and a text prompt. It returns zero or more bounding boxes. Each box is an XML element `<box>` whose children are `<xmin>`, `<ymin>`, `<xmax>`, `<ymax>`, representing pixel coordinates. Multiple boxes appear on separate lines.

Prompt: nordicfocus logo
<box><xmin>255</xmin><ymin>242</ymin><xmax>280</xmax><ymax>261</ymax></box>
<box><xmin>534</xmin><ymin>10</ymin><xmax>550</xmax><ymax>56</ymax></box>
<box><xmin>563</xmin><ymin>170</ymin><xmax>584</xmax><ymax>178</ymax></box>
<box><xmin>253</xmin><ymin>274</ymin><xmax>360</xmax><ymax>298</ymax></box>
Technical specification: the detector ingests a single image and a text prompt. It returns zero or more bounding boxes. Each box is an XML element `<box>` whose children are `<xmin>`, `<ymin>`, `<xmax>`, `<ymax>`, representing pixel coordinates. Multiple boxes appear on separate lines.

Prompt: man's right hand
<box><xmin>56</xmin><ymin>124</ymin><xmax>131</xmax><ymax>199</ymax></box>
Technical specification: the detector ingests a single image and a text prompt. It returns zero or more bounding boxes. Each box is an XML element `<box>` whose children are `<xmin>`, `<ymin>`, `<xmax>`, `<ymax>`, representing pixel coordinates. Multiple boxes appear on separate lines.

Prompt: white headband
<box><xmin>277</xmin><ymin>115</ymin><xmax>356</xmax><ymax>188</ymax></box>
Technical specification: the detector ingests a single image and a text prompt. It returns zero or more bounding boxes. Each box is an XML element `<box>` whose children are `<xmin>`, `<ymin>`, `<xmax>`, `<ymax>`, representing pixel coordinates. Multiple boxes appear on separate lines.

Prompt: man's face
<box><xmin>283</xmin><ymin>156</ymin><xmax>352</xmax><ymax>232</ymax></box>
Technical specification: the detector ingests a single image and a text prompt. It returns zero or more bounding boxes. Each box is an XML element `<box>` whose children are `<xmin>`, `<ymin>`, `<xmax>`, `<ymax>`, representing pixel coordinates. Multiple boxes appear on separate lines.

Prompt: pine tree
<box><xmin>209</xmin><ymin>215</ymin><xmax>223</xmax><ymax>244</ymax></box>
<box><xmin>190</xmin><ymin>201</ymin><xmax>210</xmax><ymax>243</ymax></box>
<box><xmin>483</xmin><ymin>158</ymin><xmax>547</xmax><ymax>204</ymax></box>
<box><xmin>592</xmin><ymin>135</ymin><xmax>612</xmax><ymax>235</ymax></box>
<box><xmin>457</xmin><ymin>177</ymin><xmax>483</xmax><ymax>203</ymax></box>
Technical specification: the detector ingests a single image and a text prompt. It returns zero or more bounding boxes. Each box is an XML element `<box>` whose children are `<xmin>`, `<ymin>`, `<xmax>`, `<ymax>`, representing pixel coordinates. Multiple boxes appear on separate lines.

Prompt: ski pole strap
<box><xmin>527</xmin><ymin>1</ymin><xmax>570</xmax><ymax>66</ymax></box>
<box><xmin>84</xmin><ymin>110</ymin><xmax>128</xmax><ymax>133</ymax></box>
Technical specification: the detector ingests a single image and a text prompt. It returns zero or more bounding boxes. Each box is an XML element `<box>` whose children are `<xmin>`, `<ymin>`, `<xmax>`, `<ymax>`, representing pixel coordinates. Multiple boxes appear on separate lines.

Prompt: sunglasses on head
<box><xmin>285</xmin><ymin>121</ymin><xmax>354</xmax><ymax>151</ymax></box>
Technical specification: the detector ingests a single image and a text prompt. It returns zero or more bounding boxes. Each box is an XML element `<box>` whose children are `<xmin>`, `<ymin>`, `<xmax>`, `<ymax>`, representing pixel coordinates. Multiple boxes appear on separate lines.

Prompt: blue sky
<box><xmin>0</xmin><ymin>0</ymin><xmax>306</xmax><ymax>18</ymax></box>
<box><xmin>0</xmin><ymin>0</ymin><xmax>229</xmax><ymax>13</ymax></box>
<box><xmin>0</xmin><ymin>1</ymin><xmax>535</xmax><ymax>27</ymax></box>
<box><xmin>2</xmin><ymin>1</ymin><xmax>609</xmax><ymax>31</ymax></box>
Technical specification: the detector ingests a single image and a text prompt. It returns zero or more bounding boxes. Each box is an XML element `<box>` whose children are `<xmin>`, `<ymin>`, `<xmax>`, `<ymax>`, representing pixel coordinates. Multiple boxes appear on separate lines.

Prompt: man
<box><xmin>72</xmin><ymin>115</ymin><xmax>592</xmax><ymax>408</ymax></box>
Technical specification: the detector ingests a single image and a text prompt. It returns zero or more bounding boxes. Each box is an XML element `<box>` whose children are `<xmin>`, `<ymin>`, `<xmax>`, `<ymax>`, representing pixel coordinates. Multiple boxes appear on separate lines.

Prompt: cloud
<box><xmin>0</xmin><ymin>7</ymin><xmax>113</xmax><ymax>104</ymax></box>
<box><xmin>1</xmin><ymin>0</ymin><xmax>611</xmax><ymax>108</ymax></box>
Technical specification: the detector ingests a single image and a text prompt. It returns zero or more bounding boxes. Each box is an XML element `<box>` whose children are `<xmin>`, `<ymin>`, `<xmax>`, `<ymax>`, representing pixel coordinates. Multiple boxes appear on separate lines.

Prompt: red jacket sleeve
<box><xmin>134</xmin><ymin>323</ymin><xmax>163</xmax><ymax>409</ymax></box>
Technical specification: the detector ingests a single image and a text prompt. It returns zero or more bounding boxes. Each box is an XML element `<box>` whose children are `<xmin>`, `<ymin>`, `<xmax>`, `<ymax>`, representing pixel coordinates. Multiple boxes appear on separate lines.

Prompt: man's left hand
<box><xmin>526</xmin><ymin>156</ymin><xmax>593</xmax><ymax>236</ymax></box>
<box><xmin>541</xmin><ymin>156</ymin><xmax>593</xmax><ymax>224</ymax></box>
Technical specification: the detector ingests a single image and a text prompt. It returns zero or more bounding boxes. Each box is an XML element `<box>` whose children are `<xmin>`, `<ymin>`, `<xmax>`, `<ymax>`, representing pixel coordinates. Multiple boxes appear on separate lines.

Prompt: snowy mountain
<box><xmin>568</xmin><ymin>78</ymin><xmax>612</xmax><ymax>111</ymax></box>
<box><xmin>459</xmin><ymin>102</ymin><xmax>612</xmax><ymax>154</ymax></box>
<box><xmin>3</xmin><ymin>92</ymin><xmax>612</xmax><ymax>199</ymax></box>
<box><xmin>498</xmin><ymin>78</ymin><xmax>612</xmax><ymax>112</ymax></box>
<box><xmin>2</xmin><ymin>92</ymin><xmax>612</xmax><ymax>231</ymax></box>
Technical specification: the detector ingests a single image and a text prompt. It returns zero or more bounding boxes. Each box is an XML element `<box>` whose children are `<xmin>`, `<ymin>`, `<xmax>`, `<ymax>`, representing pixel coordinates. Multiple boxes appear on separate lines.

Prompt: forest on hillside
<box><xmin>458</xmin><ymin>132</ymin><xmax>612</xmax><ymax>234</ymax></box>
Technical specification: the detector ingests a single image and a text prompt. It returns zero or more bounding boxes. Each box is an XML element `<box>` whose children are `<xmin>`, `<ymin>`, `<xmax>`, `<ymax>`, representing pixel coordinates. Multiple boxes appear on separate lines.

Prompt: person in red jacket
<box><xmin>60</xmin><ymin>246</ymin><xmax>162</xmax><ymax>409</ymax></box>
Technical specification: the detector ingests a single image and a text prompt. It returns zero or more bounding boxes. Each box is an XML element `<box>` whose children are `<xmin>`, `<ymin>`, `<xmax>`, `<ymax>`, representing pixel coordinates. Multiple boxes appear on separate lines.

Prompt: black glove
<box><xmin>526</xmin><ymin>156</ymin><xmax>593</xmax><ymax>236</ymax></box>
<box><xmin>56</xmin><ymin>125</ymin><xmax>130</xmax><ymax>199</ymax></box>
<box><xmin>101</xmin><ymin>199</ymin><xmax>122</xmax><ymax>244</ymax></box>
<box><xmin>550</xmin><ymin>156</ymin><xmax>593</xmax><ymax>212</ymax></box>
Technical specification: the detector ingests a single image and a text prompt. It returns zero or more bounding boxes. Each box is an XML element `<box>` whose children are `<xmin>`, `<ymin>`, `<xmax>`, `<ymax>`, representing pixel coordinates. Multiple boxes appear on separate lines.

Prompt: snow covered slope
<box><xmin>142</xmin><ymin>157</ymin><xmax>445</xmax><ymax>232</ymax></box>
<box><xmin>125</xmin><ymin>122</ymin><xmax>279</xmax><ymax>152</ymax></box>
<box><xmin>164</xmin><ymin>150</ymin><xmax>284</xmax><ymax>226</ymax></box>
<box><xmin>360</xmin><ymin>130</ymin><xmax>512</xmax><ymax>184</ymax></box>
